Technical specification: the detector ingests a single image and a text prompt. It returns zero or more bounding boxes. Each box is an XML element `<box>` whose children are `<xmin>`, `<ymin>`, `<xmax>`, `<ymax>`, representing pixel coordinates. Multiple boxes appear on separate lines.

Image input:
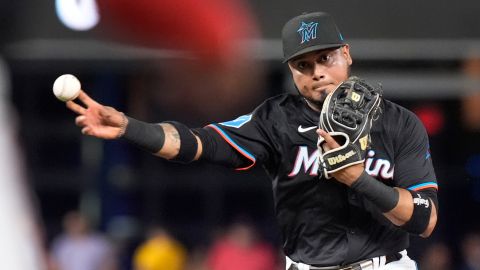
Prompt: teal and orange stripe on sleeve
<box><xmin>207</xmin><ymin>124</ymin><xmax>256</xmax><ymax>170</ymax></box>
<box><xmin>407</xmin><ymin>182</ymin><xmax>438</xmax><ymax>191</ymax></box>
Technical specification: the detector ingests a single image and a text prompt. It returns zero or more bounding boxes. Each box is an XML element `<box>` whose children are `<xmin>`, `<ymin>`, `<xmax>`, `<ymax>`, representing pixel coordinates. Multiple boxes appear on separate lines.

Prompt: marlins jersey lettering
<box><xmin>194</xmin><ymin>94</ymin><xmax>438</xmax><ymax>266</ymax></box>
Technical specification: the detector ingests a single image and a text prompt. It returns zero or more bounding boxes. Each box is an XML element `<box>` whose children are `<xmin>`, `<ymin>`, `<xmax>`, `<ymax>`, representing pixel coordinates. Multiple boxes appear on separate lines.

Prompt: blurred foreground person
<box><xmin>98</xmin><ymin>0</ymin><xmax>264</xmax><ymax>121</ymax></box>
<box><xmin>0</xmin><ymin>55</ymin><xmax>46</xmax><ymax>270</ymax></box>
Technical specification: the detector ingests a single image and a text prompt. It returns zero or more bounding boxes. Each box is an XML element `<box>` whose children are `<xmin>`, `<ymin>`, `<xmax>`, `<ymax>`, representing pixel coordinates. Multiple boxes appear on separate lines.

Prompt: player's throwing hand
<box><xmin>66</xmin><ymin>91</ymin><xmax>126</xmax><ymax>139</ymax></box>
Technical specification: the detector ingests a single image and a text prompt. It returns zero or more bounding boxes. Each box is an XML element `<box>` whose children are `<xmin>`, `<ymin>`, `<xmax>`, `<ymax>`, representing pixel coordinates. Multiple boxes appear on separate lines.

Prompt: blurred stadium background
<box><xmin>1</xmin><ymin>0</ymin><xmax>480</xmax><ymax>269</ymax></box>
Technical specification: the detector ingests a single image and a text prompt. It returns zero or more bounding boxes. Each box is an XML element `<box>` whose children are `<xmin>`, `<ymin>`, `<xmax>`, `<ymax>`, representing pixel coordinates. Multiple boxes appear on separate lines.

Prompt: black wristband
<box><xmin>122</xmin><ymin>117</ymin><xmax>165</xmax><ymax>153</ymax></box>
<box><xmin>350</xmin><ymin>171</ymin><xmax>399</xmax><ymax>212</ymax></box>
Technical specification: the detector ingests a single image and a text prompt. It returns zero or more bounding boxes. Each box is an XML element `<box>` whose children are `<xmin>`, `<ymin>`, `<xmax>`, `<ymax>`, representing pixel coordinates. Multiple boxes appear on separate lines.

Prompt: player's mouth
<box><xmin>312</xmin><ymin>82</ymin><xmax>332</xmax><ymax>92</ymax></box>
<box><xmin>312</xmin><ymin>85</ymin><xmax>329</xmax><ymax>94</ymax></box>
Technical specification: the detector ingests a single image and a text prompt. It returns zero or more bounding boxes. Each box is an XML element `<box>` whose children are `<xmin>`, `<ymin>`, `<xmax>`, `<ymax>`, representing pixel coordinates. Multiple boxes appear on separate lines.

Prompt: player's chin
<box><xmin>305</xmin><ymin>95</ymin><xmax>326</xmax><ymax>109</ymax></box>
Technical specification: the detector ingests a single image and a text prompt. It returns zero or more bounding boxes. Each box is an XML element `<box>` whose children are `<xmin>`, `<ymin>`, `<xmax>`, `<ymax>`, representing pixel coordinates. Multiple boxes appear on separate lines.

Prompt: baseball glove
<box><xmin>317</xmin><ymin>76</ymin><xmax>382</xmax><ymax>178</ymax></box>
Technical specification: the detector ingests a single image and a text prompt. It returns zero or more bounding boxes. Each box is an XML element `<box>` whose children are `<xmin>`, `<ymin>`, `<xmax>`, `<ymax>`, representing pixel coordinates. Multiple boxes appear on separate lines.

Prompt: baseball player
<box><xmin>66</xmin><ymin>12</ymin><xmax>438</xmax><ymax>270</ymax></box>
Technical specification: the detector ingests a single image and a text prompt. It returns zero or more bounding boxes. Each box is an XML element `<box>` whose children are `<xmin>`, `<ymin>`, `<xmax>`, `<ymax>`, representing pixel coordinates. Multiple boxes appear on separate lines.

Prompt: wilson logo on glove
<box><xmin>327</xmin><ymin>150</ymin><xmax>355</xmax><ymax>166</ymax></box>
<box><xmin>318</xmin><ymin>76</ymin><xmax>382</xmax><ymax>179</ymax></box>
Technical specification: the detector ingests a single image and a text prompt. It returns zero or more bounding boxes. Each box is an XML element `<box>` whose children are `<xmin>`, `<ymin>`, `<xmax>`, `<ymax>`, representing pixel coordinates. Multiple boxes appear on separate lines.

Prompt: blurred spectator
<box><xmin>184</xmin><ymin>247</ymin><xmax>209</xmax><ymax>270</ymax></box>
<box><xmin>133</xmin><ymin>226</ymin><xmax>187</xmax><ymax>270</ymax></box>
<box><xmin>49</xmin><ymin>211</ymin><xmax>117</xmax><ymax>270</ymax></box>
<box><xmin>206</xmin><ymin>221</ymin><xmax>276</xmax><ymax>270</ymax></box>
<box><xmin>419</xmin><ymin>242</ymin><xmax>452</xmax><ymax>270</ymax></box>
<box><xmin>460</xmin><ymin>231</ymin><xmax>480</xmax><ymax>270</ymax></box>
<box><xmin>461</xmin><ymin>55</ymin><xmax>480</xmax><ymax>131</ymax></box>
<box><xmin>460</xmin><ymin>55</ymin><xmax>480</xmax><ymax>203</ymax></box>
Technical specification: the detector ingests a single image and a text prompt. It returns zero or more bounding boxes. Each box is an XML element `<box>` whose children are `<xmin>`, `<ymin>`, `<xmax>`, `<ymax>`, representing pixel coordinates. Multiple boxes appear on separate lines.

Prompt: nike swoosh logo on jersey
<box><xmin>298</xmin><ymin>125</ymin><xmax>317</xmax><ymax>133</ymax></box>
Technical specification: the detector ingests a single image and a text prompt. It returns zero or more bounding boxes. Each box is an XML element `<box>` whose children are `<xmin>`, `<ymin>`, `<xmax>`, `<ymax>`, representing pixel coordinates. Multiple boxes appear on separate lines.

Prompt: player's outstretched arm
<box><xmin>66</xmin><ymin>90</ymin><xmax>202</xmax><ymax>161</ymax></box>
<box><xmin>318</xmin><ymin>129</ymin><xmax>437</xmax><ymax>238</ymax></box>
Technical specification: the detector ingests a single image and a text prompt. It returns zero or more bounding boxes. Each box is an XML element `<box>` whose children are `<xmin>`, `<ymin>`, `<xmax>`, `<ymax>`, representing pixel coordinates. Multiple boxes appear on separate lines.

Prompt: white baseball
<box><xmin>53</xmin><ymin>74</ymin><xmax>81</xmax><ymax>102</ymax></box>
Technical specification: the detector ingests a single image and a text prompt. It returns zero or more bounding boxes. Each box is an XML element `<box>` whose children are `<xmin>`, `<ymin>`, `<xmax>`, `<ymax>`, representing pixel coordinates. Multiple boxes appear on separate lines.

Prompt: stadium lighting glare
<box><xmin>55</xmin><ymin>0</ymin><xmax>99</xmax><ymax>31</ymax></box>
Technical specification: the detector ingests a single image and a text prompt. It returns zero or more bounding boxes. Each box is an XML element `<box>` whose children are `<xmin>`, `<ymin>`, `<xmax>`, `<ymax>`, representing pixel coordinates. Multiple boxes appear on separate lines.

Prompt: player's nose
<box><xmin>313</xmin><ymin>63</ymin><xmax>326</xmax><ymax>80</ymax></box>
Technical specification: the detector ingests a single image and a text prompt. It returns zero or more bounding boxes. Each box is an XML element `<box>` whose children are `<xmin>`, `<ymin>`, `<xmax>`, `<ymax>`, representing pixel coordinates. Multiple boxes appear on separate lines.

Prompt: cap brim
<box><xmin>283</xmin><ymin>43</ymin><xmax>345</xmax><ymax>63</ymax></box>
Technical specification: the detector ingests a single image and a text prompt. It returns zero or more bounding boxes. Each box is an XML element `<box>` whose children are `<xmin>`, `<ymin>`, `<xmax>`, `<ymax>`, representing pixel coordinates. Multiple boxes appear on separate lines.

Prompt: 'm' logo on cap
<box><xmin>297</xmin><ymin>22</ymin><xmax>318</xmax><ymax>44</ymax></box>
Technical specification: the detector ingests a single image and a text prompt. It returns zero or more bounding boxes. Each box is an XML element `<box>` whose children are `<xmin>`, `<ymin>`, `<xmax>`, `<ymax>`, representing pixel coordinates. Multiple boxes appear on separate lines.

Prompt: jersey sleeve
<box><xmin>194</xmin><ymin>105</ymin><xmax>276</xmax><ymax>170</ymax></box>
<box><xmin>393</xmin><ymin>110</ymin><xmax>438</xmax><ymax>192</ymax></box>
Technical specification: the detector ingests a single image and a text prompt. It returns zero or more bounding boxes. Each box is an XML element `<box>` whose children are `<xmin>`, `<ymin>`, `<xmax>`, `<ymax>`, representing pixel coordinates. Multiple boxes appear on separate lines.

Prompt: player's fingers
<box><xmin>81</xmin><ymin>126</ymin><xmax>93</xmax><ymax>135</ymax></box>
<box><xmin>77</xmin><ymin>90</ymin><xmax>98</xmax><ymax>107</ymax></box>
<box><xmin>75</xmin><ymin>115</ymin><xmax>87</xmax><ymax>127</ymax></box>
<box><xmin>317</xmin><ymin>129</ymin><xmax>340</xmax><ymax>149</ymax></box>
<box><xmin>66</xmin><ymin>100</ymin><xmax>87</xmax><ymax>115</ymax></box>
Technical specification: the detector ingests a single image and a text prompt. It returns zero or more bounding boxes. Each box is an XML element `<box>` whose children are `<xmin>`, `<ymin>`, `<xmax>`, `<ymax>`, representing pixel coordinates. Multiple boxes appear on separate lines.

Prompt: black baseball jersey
<box><xmin>194</xmin><ymin>93</ymin><xmax>438</xmax><ymax>266</ymax></box>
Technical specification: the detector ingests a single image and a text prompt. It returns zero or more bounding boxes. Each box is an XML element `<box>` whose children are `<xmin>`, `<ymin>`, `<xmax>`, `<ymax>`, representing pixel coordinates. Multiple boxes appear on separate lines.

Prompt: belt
<box><xmin>288</xmin><ymin>252</ymin><xmax>403</xmax><ymax>270</ymax></box>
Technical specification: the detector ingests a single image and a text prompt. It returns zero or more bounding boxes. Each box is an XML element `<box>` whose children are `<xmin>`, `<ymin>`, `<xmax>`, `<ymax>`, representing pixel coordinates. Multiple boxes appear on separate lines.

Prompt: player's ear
<box><xmin>341</xmin><ymin>44</ymin><xmax>353</xmax><ymax>66</ymax></box>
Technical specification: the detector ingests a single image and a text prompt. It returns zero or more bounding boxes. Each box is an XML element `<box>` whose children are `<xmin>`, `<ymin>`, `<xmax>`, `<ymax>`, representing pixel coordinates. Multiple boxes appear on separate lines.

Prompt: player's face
<box><xmin>288</xmin><ymin>45</ymin><xmax>352</xmax><ymax>111</ymax></box>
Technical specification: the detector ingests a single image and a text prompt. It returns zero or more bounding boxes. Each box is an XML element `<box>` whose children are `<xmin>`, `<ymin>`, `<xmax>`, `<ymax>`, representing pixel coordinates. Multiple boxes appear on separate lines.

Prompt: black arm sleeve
<box><xmin>401</xmin><ymin>189</ymin><xmax>438</xmax><ymax>234</ymax></box>
<box><xmin>192</xmin><ymin>127</ymin><xmax>249</xmax><ymax>168</ymax></box>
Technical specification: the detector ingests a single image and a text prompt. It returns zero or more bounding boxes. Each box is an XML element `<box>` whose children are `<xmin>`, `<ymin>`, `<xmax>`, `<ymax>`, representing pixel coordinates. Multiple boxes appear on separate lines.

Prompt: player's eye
<box><xmin>318</xmin><ymin>54</ymin><xmax>331</xmax><ymax>63</ymax></box>
<box><xmin>296</xmin><ymin>61</ymin><xmax>310</xmax><ymax>70</ymax></box>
